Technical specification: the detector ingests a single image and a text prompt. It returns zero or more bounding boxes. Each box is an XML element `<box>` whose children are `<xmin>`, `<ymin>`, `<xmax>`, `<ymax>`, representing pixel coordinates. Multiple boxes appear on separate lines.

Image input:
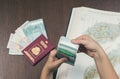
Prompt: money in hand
<box><xmin>56</xmin><ymin>36</ymin><xmax>79</xmax><ymax>65</ymax></box>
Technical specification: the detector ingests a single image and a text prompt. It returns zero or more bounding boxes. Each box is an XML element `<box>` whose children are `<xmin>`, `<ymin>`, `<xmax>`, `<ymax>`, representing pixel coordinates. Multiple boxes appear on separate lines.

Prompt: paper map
<box><xmin>56</xmin><ymin>7</ymin><xmax>120</xmax><ymax>79</ymax></box>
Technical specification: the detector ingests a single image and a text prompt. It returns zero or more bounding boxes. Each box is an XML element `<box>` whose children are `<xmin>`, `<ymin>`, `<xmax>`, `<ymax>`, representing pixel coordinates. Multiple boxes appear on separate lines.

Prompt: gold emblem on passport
<box><xmin>31</xmin><ymin>46</ymin><xmax>41</xmax><ymax>56</ymax></box>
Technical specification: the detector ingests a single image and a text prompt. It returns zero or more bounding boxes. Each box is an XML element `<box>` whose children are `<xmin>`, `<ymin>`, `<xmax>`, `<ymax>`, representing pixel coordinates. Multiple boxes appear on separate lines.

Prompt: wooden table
<box><xmin>1</xmin><ymin>0</ymin><xmax>120</xmax><ymax>79</ymax></box>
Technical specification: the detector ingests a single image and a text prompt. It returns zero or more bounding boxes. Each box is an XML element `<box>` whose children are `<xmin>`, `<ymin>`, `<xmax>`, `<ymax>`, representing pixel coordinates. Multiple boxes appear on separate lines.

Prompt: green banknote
<box><xmin>56</xmin><ymin>36</ymin><xmax>79</xmax><ymax>65</ymax></box>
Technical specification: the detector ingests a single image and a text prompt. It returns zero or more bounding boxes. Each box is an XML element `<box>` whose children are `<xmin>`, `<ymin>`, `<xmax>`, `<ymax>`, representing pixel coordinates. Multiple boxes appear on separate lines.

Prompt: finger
<box><xmin>72</xmin><ymin>39</ymin><xmax>88</xmax><ymax>46</ymax></box>
<box><xmin>54</xmin><ymin>58</ymin><xmax>67</xmax><ymax>66</ymax></box>
<box><xmin>71</xmin><ymin>39</ymin><xmax>80</xmax><ymax>44</ymax></box>
<box><xmin>73</xmin><ymin>35</ymin><xmax>89</xmax><ymax>40</ymax></box>
<box><xmin>72</xmin><ymin>35</ymin><xmax>88</xmax><ymax>43</ymax></box>
<box><xmin>72</xmin><ymin>38</ymin><xmax>89</xmax><ymax>53</ymax></box>
<box><xmin>49</xmin><ymin>49</ymin><xmax>57</xmax><ymax>58</ymax></box>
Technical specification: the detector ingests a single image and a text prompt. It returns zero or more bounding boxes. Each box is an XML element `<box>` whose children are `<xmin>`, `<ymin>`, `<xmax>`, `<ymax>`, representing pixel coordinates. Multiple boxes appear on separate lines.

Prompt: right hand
<box><xmin>71</xmin><ymin>35</ymin><xmax>105</xmax><ymax>59</ymax></box>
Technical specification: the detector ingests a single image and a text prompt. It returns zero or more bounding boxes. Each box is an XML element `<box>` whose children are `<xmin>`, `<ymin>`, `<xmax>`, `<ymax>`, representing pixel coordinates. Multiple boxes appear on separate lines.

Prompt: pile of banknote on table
<box><xmin>7</xmin><ymin>19</ymin><xmax>79</xmax><ymax>65</ymax></box>
<box><xmin>7</xmin><ymin>19</ymin><xmax>55</xmax><ymax>65</ymax></box>
<box><xmin>7</xmin><ymin>19</ymin><xmax>48</xmax><ymax>55</ymax></box>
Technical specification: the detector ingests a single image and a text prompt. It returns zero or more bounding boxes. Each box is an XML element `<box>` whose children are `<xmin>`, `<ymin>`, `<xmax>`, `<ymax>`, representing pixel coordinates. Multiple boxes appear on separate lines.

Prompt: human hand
<box><xmin>40</xmin><ymin>49</ymin><xmax>67</xmax><ymax>79</ymax></box>
<box><xmin>44</xmin><ymin>49</ymin><xmax>67</xmax><ymax>72</ymax></box>
<box><xmin>71</xmin><ymin>35</ymin><xmax>105</xmax><ymax>58</ymax></box>
<box><xmin>72</xmin><ymin>35</ymin><xmax>119</xmax><ymax>79</ymax></box>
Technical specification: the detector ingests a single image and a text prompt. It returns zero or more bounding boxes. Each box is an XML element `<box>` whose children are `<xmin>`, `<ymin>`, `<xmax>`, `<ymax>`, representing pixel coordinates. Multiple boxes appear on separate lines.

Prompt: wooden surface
<box><xmin>1</xmin><ymin>0</ymin><xmax>120</xmax><ymax>79</ymax></box>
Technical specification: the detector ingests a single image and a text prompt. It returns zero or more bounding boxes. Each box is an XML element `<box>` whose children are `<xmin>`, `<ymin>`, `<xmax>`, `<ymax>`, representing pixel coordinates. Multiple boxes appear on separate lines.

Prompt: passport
<box><xmin>22</xmin><ymin>34</ymin><xmax>55</xmax><ymax>65</ymax></box>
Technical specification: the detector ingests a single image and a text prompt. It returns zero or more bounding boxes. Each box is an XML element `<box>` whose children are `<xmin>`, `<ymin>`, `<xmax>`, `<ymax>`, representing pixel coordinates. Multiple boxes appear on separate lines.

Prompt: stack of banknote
<box><xmin>56</xmin><ymin>36</ymin><xmax>79</xmax><ymax>65</ymax></box>
<box><xmin>7</xmin><ymin>19</ymin><xmax>47</xmax><ymax>55</ymax></box>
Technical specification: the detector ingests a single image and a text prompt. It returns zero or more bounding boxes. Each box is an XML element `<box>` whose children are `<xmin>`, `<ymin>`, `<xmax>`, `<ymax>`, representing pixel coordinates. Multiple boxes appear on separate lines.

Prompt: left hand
<box><xmin>43</xmin><ymin>49</ymin><xmax>67</xmax><ymax>72</ymax></box>
<box><xmin>40</xmin><ymin>49</ymin><xmax>67</xmax><ymax>79</ymax></box>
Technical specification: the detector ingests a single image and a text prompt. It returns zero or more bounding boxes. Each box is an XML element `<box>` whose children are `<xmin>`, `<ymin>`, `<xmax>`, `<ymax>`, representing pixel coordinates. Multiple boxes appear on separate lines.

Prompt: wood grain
<box><xmin>0</xmin><ymin>0</ymin><xmax>120</xmax><ymax>79</ymax></box>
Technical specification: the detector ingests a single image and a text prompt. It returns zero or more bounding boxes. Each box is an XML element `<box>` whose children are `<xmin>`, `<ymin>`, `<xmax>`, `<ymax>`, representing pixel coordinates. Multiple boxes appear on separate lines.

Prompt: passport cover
<box><xmin>22</xmin><ymin>34</ymin><xmax>55</xmax><ymax>65</ymax></box>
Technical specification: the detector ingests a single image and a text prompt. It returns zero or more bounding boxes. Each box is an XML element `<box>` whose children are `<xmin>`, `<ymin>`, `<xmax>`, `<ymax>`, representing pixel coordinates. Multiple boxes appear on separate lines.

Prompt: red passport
<box><xmin>22</xmin><ymin>34</ymin><xmax>55</xmax><ymax>65</ymax></box>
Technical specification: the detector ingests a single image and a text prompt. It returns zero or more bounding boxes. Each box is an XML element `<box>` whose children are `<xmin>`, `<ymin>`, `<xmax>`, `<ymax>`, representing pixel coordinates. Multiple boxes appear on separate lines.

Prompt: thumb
<box><xmin>71</xmin><ymin>39</ymin><xmax>78</xmax><ymax>44</ymax></box>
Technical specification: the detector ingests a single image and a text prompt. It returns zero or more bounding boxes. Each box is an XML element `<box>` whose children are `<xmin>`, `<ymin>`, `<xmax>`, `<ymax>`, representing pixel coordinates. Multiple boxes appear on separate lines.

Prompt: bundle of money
<box><xmin>7</xmin><ymin>19</ymin><xmax>47</xmax><ymax>55</ymax></box>
<box><xmin>56</xmin><ymin>36</ymin><xmax>79</xmax><ymax>65</ymax></box>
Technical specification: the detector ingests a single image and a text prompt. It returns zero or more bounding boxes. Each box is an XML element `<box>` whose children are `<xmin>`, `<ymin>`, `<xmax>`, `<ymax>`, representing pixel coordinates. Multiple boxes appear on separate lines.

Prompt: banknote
<box><xmin>7</xmin><ymin>21</ymin><xmax>30</xmax><ymax>55</ymax></box>
<box><xmin>7</xmin><ymin>34</ymin><xmax>23</xmax><ymax>50</ymax></box>
<box><xmin>15</xmin><ymin>21</ymin><xmax>30</xmax><ymax>45</ymax></box>
<box><xmin>7</xmin><ymin>33</ymin><xmax>26</xmax><ymax>55</ymax></box>
<box><xmin>22</xmin><ymin>19</ymin><xmax>47</xmax><ymax>42</ymax></box>
<box><xmin>11</xmin><ymin>33</ymin><xmax>27</xmax><ymax>47</ymax></box>
<box><xmin>7</xmin><ymin>19</ymin><xmax>48</xmax><ymax>55</ymax></box>
<box><xmin>7</xmin><ymin>33</ymin><xmax>14</xmax><ymax>48</ymax></box>
<box><xmin>56</xmin><ymin>36</ymin><xmax>79</xmax><ymax>65</ymax></box>
<box><xmin>9</xmin><ymin>49</ymin><xmax>23</xmax><ymax>55</ymax></box>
